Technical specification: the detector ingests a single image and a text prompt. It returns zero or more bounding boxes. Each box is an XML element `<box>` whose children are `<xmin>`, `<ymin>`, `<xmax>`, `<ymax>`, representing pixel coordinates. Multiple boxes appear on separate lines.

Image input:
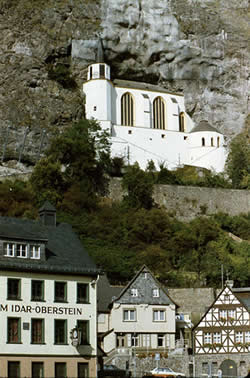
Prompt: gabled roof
<box><xmin>0</xmin><ymin>215</ymin><xmax>98</xmax><ymax>276</ymax></box>
<box><xmin>190</xmin><ymin>120</ymin><xmax>222</xmax><ymax>134</ymax></box>
<box><xmin>112</xmin><ymin>265</ymin><xmax>177</xmax><ymax>307</ymax></box>
<box><xmin>193</xmin><ymin>285</ymin><xmax>250</xmax><ymax>330</ymax></box>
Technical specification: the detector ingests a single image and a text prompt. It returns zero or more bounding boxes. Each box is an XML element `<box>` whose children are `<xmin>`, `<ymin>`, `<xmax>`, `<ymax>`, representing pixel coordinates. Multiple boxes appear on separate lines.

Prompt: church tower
<box><xmin>83</xmin><ymin>38</ymin><xmax>113</xmax><ymax>132</ymax></box>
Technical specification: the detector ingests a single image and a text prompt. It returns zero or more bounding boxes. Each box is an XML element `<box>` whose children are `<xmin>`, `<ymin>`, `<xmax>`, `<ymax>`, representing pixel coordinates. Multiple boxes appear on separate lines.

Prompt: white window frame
<box><xmin>235</xmin><ymin>331</ymin><xmax>243</xmax><ymax>343</ymax></box>
<box><xmin>131</xmin><ymin>288</ymin><xmax>138</xmax><ymax>297</ymax></box>
<box><xmin>213</xmin><ymin>332</ymin><xmax>221</xmax><ymax>344</ymax></box>
<box><xmin>152</xmin><ymin>288</ymin><xmax>159</xmax><ymax>297</ymax></box>
<box><xmin>16</xmin><ymin>244</ymin><xmax>28</xmax><ymax>258</ymax></box>
<box><xmin>30</xmin><ymin>245</ymin><xmax>41</xmax><ymax>259</ymax></box>
<box><xmin>219</xmin><ymin>310</ymin><xmax>227</xmax><ymax>320</ymax></box>
<box><xmin>245</xmin><ymin>331</ymin><xmax>250</xmax><ymax>343</ymax></box>
<box><xmin>153</xmin><ymin>310</ymin><xmax>165</xmax><ymax>322</ymax></box>
<box><xmin>204</xmin><ymin>333</ymin><xmax>212</xmax><ymax>344</ymax></box>
<box><xmin>123</xmin><ymin>309</ymin><xmax>136</xmax><ymax>322</ymax></box>
<box><xmin>4</xmin><ymin>243</ymin><xmax>15</xmax><ymax>257</ymax></box>
<box><xmin>228</xmin><ymin>309</ymin><xmax>235</xmax><ymax>319</ymax></box>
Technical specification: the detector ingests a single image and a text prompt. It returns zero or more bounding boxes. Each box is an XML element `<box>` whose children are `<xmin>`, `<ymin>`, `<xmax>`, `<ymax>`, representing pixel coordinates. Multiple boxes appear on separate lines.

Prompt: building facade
<box><xmin>83</xmin><ymin>41</ymin><xmax>227</xmax><ymax>172</ymax></box>
<box><xmin>98</xmin><ymin>266</ymin><xmax>177</xmax><ymax>357</ymax></box>
<box><xmin>0</xmin><ymin>202</ymin><xmax>99</xmax><ymax>378</ymax></box>
<box><xmin>193</xmin><ymin>284</ymin><xmax>250</xmax><ymax>377</ymax></box>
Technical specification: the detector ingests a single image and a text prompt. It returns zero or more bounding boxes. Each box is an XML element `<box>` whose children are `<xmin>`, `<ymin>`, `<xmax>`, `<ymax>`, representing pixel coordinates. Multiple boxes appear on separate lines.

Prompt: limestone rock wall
<box><xmin>0</xmin><ymin>0</ymin><xmax>249</xmax><ymax>166</ymax></box>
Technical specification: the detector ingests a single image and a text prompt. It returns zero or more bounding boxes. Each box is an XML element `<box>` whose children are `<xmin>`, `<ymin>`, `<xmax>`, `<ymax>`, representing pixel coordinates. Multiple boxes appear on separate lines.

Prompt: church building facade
<box><xmin>83</xmin><ymin>41</ymin><xmax>227</xmax><ymax>172</ymax></box>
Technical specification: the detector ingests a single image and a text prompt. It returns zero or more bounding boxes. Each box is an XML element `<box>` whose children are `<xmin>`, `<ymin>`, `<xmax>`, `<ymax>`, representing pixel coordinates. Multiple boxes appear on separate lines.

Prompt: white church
<box><xmin>83</xmin><ymin>40</ymin><xmax>226</xmax><ymax>172</ymax></box>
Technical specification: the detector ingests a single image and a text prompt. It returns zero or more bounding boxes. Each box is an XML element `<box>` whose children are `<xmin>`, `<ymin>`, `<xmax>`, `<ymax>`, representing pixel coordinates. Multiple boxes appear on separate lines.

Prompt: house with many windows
<box><xmin>83</xmin><ymin>40</ymin><xmax>226</xmax><ymax>172</ymax></box>
<box><xmin>193</xmin><ymin>283</ymin><xmax>250</xmax><ymax>377</ymax></box>
<box><xmin>97</xmin><ymin>266</ymin><xmax>178</xmax><ymax>360</ymax></box>
<box><xmin>0</xmin><ymin>201</ymin><xmax>99</xmax><ymax>378</ymax></box>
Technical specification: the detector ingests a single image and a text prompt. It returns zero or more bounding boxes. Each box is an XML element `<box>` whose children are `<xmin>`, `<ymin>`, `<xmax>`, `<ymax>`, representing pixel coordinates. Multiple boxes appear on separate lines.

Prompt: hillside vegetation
<box><xmin>0</xmin><ymin>120</ymin><xmax>249</xmax><ymax>288</ymax></box>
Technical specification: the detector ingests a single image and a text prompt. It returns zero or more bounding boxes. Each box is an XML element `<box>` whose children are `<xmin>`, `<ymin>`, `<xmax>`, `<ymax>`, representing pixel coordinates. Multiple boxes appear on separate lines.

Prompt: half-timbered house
<box><xmin>193</xmin><ymin>283</ymin><xmax>250</xmax><ymax>377</ymax></box>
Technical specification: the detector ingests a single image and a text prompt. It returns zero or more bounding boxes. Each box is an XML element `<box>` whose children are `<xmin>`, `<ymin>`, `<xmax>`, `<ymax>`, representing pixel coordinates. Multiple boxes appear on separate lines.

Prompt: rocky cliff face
<box><xmin>0</xmin><ymin>0</ymin><xmax>249</xmax><ymax>169</ymax></box>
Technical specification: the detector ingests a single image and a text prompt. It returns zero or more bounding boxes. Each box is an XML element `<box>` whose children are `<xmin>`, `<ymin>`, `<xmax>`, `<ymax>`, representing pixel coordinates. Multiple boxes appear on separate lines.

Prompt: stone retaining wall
<box><xmin>108</xmin><ymin>179</ymin><xmax>250</xmax><ymax>221</ymax></box>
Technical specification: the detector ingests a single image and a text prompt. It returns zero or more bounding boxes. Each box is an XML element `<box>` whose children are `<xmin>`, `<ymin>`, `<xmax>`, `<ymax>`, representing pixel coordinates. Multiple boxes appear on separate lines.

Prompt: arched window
<box><xmin>211</xmin><ymin>137</ymin><xmax>214</xmax><ymax>146</ymax></box>
<box><xmin>121</xmin><ymin>92</ymin><xmax>134</xmax><ymax>126</ymax></box>
<box><xmin>202</xmin><ymin>137</ymin><xmax>205</xmax><ymax>146</ymax></box>
<box><xmin>217</xmin><ymin>137</ymin><xmax>220</xmax><ymax>147</ymax></box>
<box><xmin>179</xmin><ymin>112</ymin><xmax>185</xmax><ymax>132</ymax></box>
<box><xmin>153</xmin><ymin>97</ymin><xmax>166</xmax><ymax>130</ymax></box>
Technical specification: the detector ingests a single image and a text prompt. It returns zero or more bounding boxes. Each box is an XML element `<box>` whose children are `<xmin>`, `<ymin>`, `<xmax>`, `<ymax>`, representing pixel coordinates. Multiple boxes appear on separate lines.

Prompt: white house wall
<box><xmin>111</xmin><ymin>304</ymin><xmax>175</xmax><ymax>334</ymax></box>
<box><xmin>0</xmin><ymin>271</ymin><xmax>97</xmax><ymax>357</ymax></box>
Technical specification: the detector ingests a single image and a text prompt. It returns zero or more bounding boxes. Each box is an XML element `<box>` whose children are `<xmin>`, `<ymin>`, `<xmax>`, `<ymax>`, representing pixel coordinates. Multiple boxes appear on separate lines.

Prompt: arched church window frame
<box><xmin>153</xmin><ymin>96</ymin><xmax>166</xmax><ymax>130</ymax></box>
<box><xmin>179</xmin><ymin>112</ymin><xmax>185</xmax><ymax>132</ymax></box>
<box><xmin>202</xmin><ymin>137</ymin><xmax>205</xmax><ymax>147</ymax></box>
<box><xmin>121</xmin><ymin>92</ymin><xmax>134</xmax><ymax>126</ymax></box>
<box><xmin>211</xmin><ymin>137</ymin><xmax>214</xmax><ymax>146</ymax></box>
<box><xmin>217</xmin><ymin>137</ymin><xmax>220</xmax><ymax>147</ymax></box>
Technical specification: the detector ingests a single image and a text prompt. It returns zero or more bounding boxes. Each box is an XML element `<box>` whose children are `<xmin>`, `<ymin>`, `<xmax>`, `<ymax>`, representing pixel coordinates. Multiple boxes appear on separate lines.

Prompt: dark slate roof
<box><xmin>190</xmin><ymin>120</ymin><xmax>221</xmax><ymax>134</ymax></box>
<box><xmin>0</xmin><ymin>216</ymin><xmax>98</xmax><ymax>276</ymax></box>
<box><xmin>114</xmin><ymin>265</ymin><xmax>177</xmax><ymax>307</ymax></box>
<box><xmin>113</xmin><ymin>79</ymin><xmax>183</xmax><ymax>96</ymax></box>
<box><xmin>97</xmin><ymin>274</ymin><xmax>123</xmax><ymax>312</ymax></box>
<box><xmin>233</xmin><ymin>288</ymin><xmax>250</xmax><ymax>311</ymax></box>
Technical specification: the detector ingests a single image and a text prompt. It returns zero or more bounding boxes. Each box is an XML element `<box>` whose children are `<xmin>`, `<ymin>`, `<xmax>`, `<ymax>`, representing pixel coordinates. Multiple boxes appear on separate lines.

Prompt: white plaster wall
<box><xmin>103</xmin><ymin>330</ymin><xmax>116</xmax><ymax>353</ymax></box>
<box><xmin>110</xmin><ymin>304</ymin><xmax>176</xmax><ymax>334</ymax></box>
<box><xmin>188</xmin><ymin>132</ymin><xmax>227</xmax><ymax>172</ymax></box>
<box><xmin>114</xmin><ymin>86</ymin><xmax>186</xmax><ymax>131</ymax></box>
<box><xmin>111</xmin><ymin>126</ymin><xmax>189</xmax><ymax>170</ymax></box>
<box><xmin>97</xmin><ymin>313</ymin><xmax>110</xmax><ymax>333</ymax></box>
<box><xmin>0</xmin><ymin>271</ymin><xmax>97</xmax><ymax>356</ymax></box>
<box><xmin>83</xmin><ymin>79</ymin><xmax>112</xmax><ymax>122</ymax></box>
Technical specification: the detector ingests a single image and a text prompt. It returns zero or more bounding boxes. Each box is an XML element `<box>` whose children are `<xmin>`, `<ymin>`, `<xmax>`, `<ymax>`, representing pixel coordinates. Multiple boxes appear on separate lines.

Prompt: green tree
<box><xmin>47</xmin><ymin>119</ymin><xmax>111</xmax><ymax>195</ymax></box>
<box><xmin>122</xmin><ymin>163</ymin><xmax>155</xmax><ymax>209</ymax></box>
<box><xmin>29</xmin><ymin>156</ymin><xmax>65</xmax><ymax>205</ymax></box>
<box><xmin>226</xmin><ymin>133</ymin><xmax>250</xmax><ymax>188</ymax></box>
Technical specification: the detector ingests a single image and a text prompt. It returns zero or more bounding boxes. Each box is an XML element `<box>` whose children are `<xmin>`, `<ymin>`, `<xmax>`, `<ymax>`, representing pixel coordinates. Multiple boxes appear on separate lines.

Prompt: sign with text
<box><xmin>0</xmin><ymin>303</ymin><xmax>83</xmax><ymax>315</ymax></box>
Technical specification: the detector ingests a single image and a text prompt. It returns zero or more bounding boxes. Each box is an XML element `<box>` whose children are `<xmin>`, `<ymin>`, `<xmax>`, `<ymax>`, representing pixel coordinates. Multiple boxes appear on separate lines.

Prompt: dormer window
<box><xmin>4</xmin><ymin>243</ymin><xmax>15</xmax><ymax>257</ymax></box>
<box><xmin>3</xmin><ymin>242</ymin><xmax>41</xmax><ymax>260</ymax></box>
<box><xmin>131</xmin><ymin>288</ymin><xmax>138</xmax><ymax>297</ymax></box>
<box><xmin>16</xmin><ymin>244</ymin><xmax>27</xmax><ymax>258</ymax></box>
<box><xmin>152</xmin><ymin>288</ymin><xmax>159</xmax><ymax>297</ymax></box>
<box><xmin>30</xmin><ymin>245</ymin><xmax>40</xmax><ymax>259</ymax></box>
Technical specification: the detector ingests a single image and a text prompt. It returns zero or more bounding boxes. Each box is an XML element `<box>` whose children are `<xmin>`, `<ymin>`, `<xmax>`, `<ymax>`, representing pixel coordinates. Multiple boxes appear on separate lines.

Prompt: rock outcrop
<box><xmin>0</xmin><ymin>0</ymin><xmax>249</xmax><ymax>169</ymax></box>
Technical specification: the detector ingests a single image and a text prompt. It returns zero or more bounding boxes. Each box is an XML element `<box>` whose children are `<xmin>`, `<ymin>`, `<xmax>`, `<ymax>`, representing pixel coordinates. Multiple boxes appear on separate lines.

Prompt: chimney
<box><xmin>39</xmin><ymin>201</ymin><xmax>56</xmax><ymax>226</ymax></box>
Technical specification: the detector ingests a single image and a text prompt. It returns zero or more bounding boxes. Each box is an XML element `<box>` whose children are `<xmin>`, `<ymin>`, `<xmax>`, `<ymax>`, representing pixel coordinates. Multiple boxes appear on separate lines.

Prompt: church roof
<box><xmin>190</xmin><ymin>120</ymin><xmax>222</xmax><ymax>134</ymax></box>
<box><xmin>113</xmin><ymin>79</ymin><xmax>183</xmax><ymax>96</ymax></box>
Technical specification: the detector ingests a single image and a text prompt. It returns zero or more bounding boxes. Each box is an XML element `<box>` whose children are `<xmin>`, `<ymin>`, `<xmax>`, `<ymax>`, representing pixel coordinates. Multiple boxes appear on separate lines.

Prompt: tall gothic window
<box><xmin>153</xmin><ymin>97</ymin><xmax>166</xmax><ymax>130</ymax></box>
<box><xmin>121</xmin><ymin>92</ymin><xmax>134</xmax><ymax>126</ymax></box>
<box><xmin>179</xmin><ymin>112</ymin><xmax>185</xmax><ymax>132</ymax></box>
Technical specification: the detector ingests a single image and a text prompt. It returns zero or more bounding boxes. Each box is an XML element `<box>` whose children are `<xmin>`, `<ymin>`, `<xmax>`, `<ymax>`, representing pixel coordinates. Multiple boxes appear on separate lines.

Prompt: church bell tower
<box><xmin>83</xmin><ymin>38</ymin><xmax>113</xmax><ymax>132</ymax></box>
